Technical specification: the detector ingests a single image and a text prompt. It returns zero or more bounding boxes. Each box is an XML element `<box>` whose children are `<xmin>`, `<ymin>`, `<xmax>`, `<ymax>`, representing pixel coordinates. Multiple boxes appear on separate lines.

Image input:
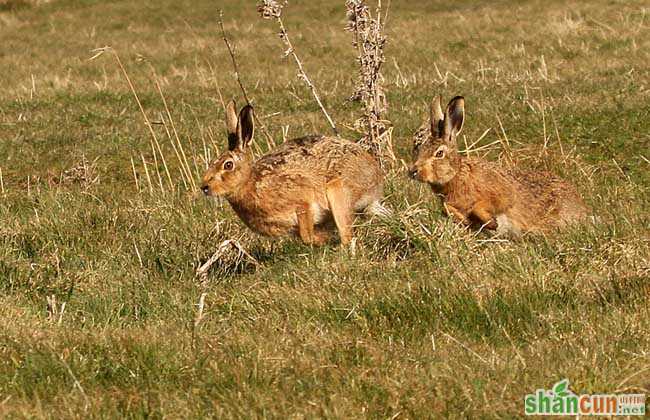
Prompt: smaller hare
<box><xmin>409</xmin><ymin>95</ymin><xmax>588</xmax><ymax>236</ymax></box>
<box><xmin>201</xmin><ymin>101</ymin><xmax>386</xmax><ymax>245</ymax></box>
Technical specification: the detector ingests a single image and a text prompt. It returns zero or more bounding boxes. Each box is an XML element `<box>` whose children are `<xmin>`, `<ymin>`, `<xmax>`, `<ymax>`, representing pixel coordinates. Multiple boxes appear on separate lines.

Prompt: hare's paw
<box><xmin>312</xmin><ymin>229</ymin><xmax>332</xmax><ymax>246</ymax></box>
<box><xmin>444</xmin><ymin>203</ymin><xmax>470</xmax><ymax>225</ymax></box>
<box><xmin>471</xmin><ymin>200</ymin><xmax>499</xmax><ymax>230</ymax></box>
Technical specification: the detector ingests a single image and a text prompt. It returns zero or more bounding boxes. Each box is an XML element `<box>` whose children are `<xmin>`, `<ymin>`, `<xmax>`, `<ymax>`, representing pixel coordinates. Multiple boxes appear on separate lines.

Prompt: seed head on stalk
<box><xmin>257</xmin><ymin>0</ymin><xmax>285</xmax><ymax>19</ymax></box>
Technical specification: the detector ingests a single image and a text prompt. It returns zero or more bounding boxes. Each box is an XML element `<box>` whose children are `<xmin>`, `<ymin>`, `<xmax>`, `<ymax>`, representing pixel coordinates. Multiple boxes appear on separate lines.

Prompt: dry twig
<box><xmin>196</xmin><ymin>238</ymin><xmax>259</xmax><ymax>281</ymax></box>
<box><xmin>257</xmin><ymin>1</ymin><xmax>339</xmax><ymax>136</ymax></box>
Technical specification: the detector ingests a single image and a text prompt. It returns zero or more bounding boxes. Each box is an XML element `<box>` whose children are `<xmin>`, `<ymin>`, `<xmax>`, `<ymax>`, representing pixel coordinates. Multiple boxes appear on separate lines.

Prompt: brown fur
<box><xmin>409</xmin><ymin>95</ymin><xmax>588</xmax><ymax>236</ymax></box>
<box><xmin>201</xmin><ymin>101</ymin><xmax>385</xmax><ymax>245</ymax></box>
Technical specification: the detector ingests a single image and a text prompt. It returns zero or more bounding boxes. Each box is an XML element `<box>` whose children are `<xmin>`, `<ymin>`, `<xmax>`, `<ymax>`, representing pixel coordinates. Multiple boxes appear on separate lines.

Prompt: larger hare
<box><xmin>201</xmin><ymin>101</ymin><xmax>386</xmax><ymax>245</ymax></box>
<box><xmin>409</xmin><ymin>95</ymin><xmax>588</xmax><ymax>236</ymax></box>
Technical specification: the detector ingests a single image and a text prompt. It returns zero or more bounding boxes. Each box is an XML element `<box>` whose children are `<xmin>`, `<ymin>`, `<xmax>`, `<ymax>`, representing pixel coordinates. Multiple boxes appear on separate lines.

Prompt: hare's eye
<box><xmin>435</xmin><ymin>149</ymin><xmax>445</xmax><ymax>158</ymax></box>
<box><xmin>223</xmin><ymin>160</ymin><xmax>234</xmax><ymax>171</ymax></box>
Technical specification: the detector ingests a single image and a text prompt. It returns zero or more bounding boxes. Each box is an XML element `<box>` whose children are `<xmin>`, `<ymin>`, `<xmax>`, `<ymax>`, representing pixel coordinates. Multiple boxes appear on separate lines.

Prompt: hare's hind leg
<box><xmin>326</xmin><ymin>179</ymin><xmax>353</xmax><ymax>246</ymax></box>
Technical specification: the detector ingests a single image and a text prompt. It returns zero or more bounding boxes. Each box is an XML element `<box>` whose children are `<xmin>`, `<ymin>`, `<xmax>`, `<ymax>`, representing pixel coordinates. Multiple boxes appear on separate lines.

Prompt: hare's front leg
<box><xmin>444</xmin><ymin>202</ymin><xmax>470</xmax><ymax>226</ymax></box>
<box><xmin>326</xmin><ymin>179</ymin><xmax>353</xmax><ymax>246</ymax></box>
<box><xmin>297</xmin><ymin>203</ymin><xmax>328</xmax><ymax>245</ymax></box>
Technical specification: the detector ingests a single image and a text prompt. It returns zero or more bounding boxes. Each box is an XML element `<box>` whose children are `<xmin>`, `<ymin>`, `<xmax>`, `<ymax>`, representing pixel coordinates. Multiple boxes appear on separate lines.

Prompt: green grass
<box><xmin>1</xmin><ymin>0</ymin><xmax>649</xmax><ymax>417</ymax></box>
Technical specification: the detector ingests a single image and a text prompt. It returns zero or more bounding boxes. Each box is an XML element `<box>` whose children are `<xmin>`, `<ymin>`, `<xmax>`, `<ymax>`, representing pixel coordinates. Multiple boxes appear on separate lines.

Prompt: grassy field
<box><xmin>1</xmin><ymin>0</ymin><xmax>649</xmax><ymax>417</ymax></box>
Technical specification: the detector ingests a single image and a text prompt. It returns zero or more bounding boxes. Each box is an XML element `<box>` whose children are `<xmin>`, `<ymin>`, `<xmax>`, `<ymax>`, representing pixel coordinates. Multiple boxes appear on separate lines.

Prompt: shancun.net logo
<box><xmin>524</xmin><ymin>379</ymin><xmax>646</xmax><ymax>416</ymax></box>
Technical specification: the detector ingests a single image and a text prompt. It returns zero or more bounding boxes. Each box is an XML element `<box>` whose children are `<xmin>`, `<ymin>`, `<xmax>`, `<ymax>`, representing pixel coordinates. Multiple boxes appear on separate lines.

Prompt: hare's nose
<box><xmin>201</xmin><ymin>185</ymin><xmax>210</xmax><ymax>195</ymax></box>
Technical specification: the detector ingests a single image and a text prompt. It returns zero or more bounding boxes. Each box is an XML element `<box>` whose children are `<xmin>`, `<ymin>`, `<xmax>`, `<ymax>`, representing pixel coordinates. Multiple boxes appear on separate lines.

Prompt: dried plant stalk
<box><xmin>257</xmin><ymin>1</ymin><xmax>339</xmax><ymax>136</ymax></box>
<box><xmin>89</xmin><ymin>47</ymin><xmax>181</xmax><ymax>192</ymax></box>
<box><xmin>194</xmin><ymin>292</ymin><xmax>208</xmax><ymax>328</ymax></box>
<box><xmin>130</xmin><ymin>157</ymin><xmax>140</xmax><ymax>192</ymax></box>
<box><xmin>195</xmin><ymin>238</ymin><xmax>258</xmax><ymax>282</ymax></box>
<box><xmin>152</xmin><ymin>73</ymin><xmax>195</xmax><ymax>190</ymax></box>
<box><xmin>346</xmin><ymin>0</ymin><xmax>394</xmax><ymax>167</ymax></box>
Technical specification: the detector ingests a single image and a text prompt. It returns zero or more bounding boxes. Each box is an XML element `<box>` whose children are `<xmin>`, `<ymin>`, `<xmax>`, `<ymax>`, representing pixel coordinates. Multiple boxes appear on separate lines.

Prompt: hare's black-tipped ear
<box><xmin>226</xmin><ymin>100</ymin><xmax>239</xmax><ymax>151</ymax></box>
<box><xmin>430</xmin><ymin>95</ymin><xmax>444</xmax><ymax>137</ymax></box>
<box><xmin>444</xmin><ymin>96</ymin><xmax>465</xmax><ymax>139</ymax></box>
<box><xmin>236</xmin><ymin>105</ymin><xmax>255</xmax><ymax>150</ymax></box>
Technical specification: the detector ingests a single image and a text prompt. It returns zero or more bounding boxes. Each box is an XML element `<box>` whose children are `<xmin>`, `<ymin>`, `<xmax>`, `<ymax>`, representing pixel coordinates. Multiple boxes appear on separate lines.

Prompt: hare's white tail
<box><xmin>365</xmin><ymin>200</ymin><xmax>393</xmax><ymax>218</ymax></box>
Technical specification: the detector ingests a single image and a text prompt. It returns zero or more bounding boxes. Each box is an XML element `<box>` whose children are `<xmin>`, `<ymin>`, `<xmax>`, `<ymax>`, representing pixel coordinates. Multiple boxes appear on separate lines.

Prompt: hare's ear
<box><xmin>444</xmin><ymin>96</ymin><xmax>465</xmax><ymax>140</ymax></box>
<box><xmin>226</xmin><ymin>100</ymin><xmax>239</xmax><ymax>151</ymax></box>
<box><xmin>430</xmin><ymin>95</ymin><xmax>444</xmax><ymax>138</ymax></box>
<box><xmin>236</xmin><ymin>105</ymin><xmax>255</xmax><ymax>151</ymax></box>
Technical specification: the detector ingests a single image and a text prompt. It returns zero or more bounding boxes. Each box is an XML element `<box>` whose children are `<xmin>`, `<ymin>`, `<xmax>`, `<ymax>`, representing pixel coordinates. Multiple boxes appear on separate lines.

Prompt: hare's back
<box><xmin>255</xmin><ymin>135</ymin><xmax>381</xmax><ymax>181</ymax></box>
<box><xmin>511</xmin><ymin>169</ymin><xmax>587</xmax><ymax>222</ymax></box>
<box><xmin>512</xmin><ymin>170</ymin><xmax>574</xmax><ymax>198</ymax></box>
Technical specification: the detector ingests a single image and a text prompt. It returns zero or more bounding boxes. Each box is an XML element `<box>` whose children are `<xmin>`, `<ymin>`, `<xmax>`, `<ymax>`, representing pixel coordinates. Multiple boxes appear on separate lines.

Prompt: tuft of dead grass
<box><xmin>55</xmin><ymin>155</ymin><xmax>100</xmax><ymax>189</ymax></box>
